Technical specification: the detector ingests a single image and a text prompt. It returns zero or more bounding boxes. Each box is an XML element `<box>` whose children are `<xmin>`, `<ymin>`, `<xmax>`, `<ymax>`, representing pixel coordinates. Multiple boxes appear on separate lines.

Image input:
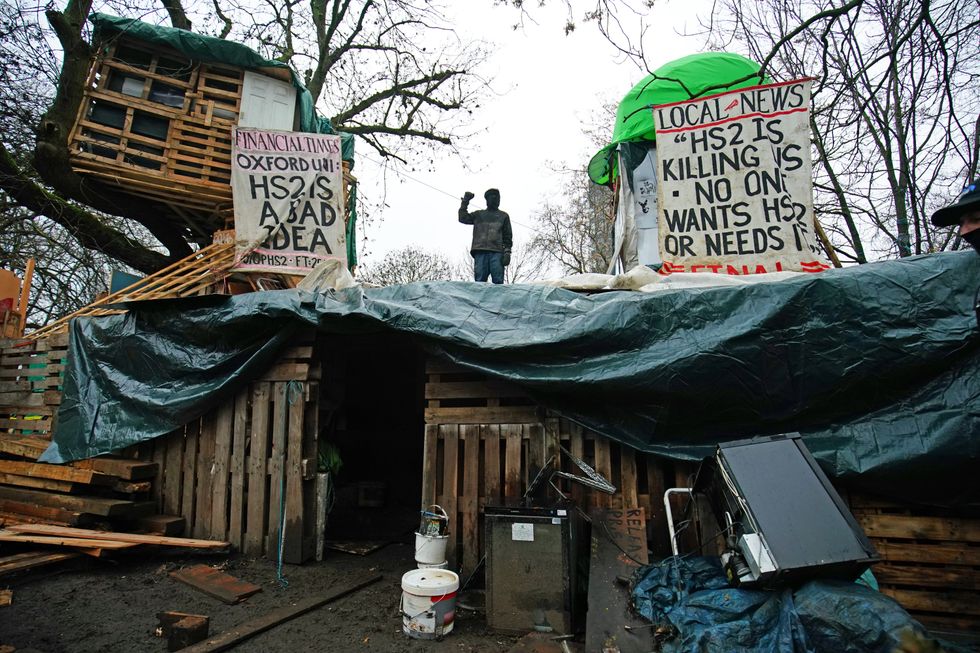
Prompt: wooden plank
<box><xmin>873</xmin><ymin>564</ymin><xmax>980</xmax><ymax>590</ymax></box>
<box><xmin>426</xmin><ymin>406</ymin><xmax>539</xmax><ymax>424</ymax></box>
<box><xmin>440</xmin><ymin>424</ymin><xmax>459</xmax><ymax>567</ymax></box>
<box><xmin>0</xmin><ymin>472</ymin><xmax>76</xmax><ymax>493</ymax></box>
<box><xmin>882</xmin><ymin>587</ymin><xmax>980</xmax><ymax>617</ymax></box>
<box><xmin>0</xmin><ymin>498</ymin><xmax>94</xmax><ymax>526</ymax></box>
<box><xmin>194</xmin><ymin>414</ymin><xmax>216</xmax><ymax>539</ymax></box>
<box><xmin>586</xmin><ymin>508</ymin><xmax>650</xmax><ymax>653</ymax></box>
<box><xmin>569</xmin><ymin>421</ymin><xmax>585</xmax><ymax>505</ymax></box>
<box><xmin>526</xmin><ymin>424</ymin><xmax>545</xmax><ymax>488</ymax></box>
<box><xmin>257</xmin><ymin>363</ymin><xmax>310</xmax><ymax>382</ymax></box>
<box><xmin>0</xmin><ymin>589</ymin><xmax>10</xmax><ymax>607</ymax></box>
<box><xmin>181</xmin><ymin>421</ymin><xmax>199</xmax><ymax>530</ymax></box>
<box><xmin>461</xmin><ymin>424</ymin><xmax>480</xmax><ymax>575</ymax></box>
<box><xmin>620</xmin><ymin>446</ymin><xmax>638</xmax><ymax>509</ymax></box>
<box><xmin>0</xmin><ymin>486</ymin><xmax>139</xmax><ymax>517</ymax></box>
<box><xmin>0</xmin><ymin>530</ymin><xmax>139</xmax><ymax>550</ymax></box>
<box><xmin>163</xmin><ymin>430</ymin><xmax>183</xmax><ymax>515</ymax></box>
<box><xmin>0</xmin><ymin>551</ymin><xmax>81</xmax><ymax>576</ymax></box>
<box><xmin>0</xmin><ymin>460</ymin><xmax>108</xmax><ymax>485</ymax></box>
<box><xmin>170</xmin><ymin>564</ymin><xmax>261</xmax><ymax>604</ymax></box>
<box><xmin>594</xmin><ymin>435</ymin><xmax>612</xmax><ymax>509</ymax></box>
<box><xmin>7</xmin><ymin>525</ymin><xmax>229</xmax><ymax>549</ymax></box>
<box><xmin>420</xmin><ymin>425</ymin><xmax>438</xmax><ymax>507</ymax></box>
<box><xmin>503</xmin><ymin>424</ymin><xmax>522</xmax><ymax>501</ymax></box>
<box><xmin>245</xmin><ymin>383</ymin><xmax>270</xmax><ymax>555</ymax></box>
<box><xmin>483</xmin><ymin>424</ymin><xmax>500</xmax><ymax>505</ymax></box>
<box><xmin>228</xmin><ymin>390</ymin><xmax>248</xmax><ymax>550</ymax></box>
<box><xmin>72</xmin><ymin>457</ymin><xmax>159</xmax><ymax>481</ymax></box>
<box><xmin>210</xmin><ymin>399</ymin><xmax>234</xmax><ymax>541</ymax></box>
<box><xmin>874</xmin><ymin>541</ymin><xmax>980</xmax><ymax>566</ymax></box>
<box><xmin>425</xmin><ymin>381</ymin><xmax>528</xmax><ymax>400</ymax></box>
<box><xmin>856</xmin><ymin>514</ymin><xmax>980</xmax><ymax>542</ymax></box>
<box><xmin>136</xmin><ymin>514</ymin><xmax>186</xmax><ymax>537</ymax></box>
<box><xmin>283</xmin><ymin>384</ymin><xmax>306</xmax><ymax>564</ymax></box>
<box><xmin>179</xmin><ymin>573</ymin><xmax>382</xmax><ymax>653</ymax></box>
<box><xmin>266</xmin><ymin>383</ymin><xmax>287</xmax><ymax>559</ymax></box>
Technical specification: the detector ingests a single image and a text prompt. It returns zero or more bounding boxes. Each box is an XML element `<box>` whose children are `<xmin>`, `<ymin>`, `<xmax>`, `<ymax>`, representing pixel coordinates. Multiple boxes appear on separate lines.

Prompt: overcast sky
<box><xmin>353</xmin><ymin>0</ymin><xmax>713</xmax><ymax>271</ymax></box>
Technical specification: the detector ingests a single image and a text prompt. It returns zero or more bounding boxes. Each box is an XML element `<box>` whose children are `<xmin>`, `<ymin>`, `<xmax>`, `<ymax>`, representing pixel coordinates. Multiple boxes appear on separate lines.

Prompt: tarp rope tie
<box><xmin>276</xmin><ymin>380</ymin><xmax>306</xmax><ymax>588</ymax></box>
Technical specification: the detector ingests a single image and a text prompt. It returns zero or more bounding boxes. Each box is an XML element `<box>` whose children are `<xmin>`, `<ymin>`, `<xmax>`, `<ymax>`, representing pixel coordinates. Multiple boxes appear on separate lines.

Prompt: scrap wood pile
<box><xmin>0</xmin><ymin>434</ymin><xmax>231</xmax><ymax>576</ymax></box>
<box><xmin>0</xmin><ymin>334</ymin><xmax>228</xmax><ymax>575</ymax></box>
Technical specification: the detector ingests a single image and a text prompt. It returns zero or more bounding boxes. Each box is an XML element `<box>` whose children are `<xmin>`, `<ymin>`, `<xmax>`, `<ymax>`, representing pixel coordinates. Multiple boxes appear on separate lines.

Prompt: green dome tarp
<box><xmin>590</xmin><ymin>52</ymin><xmax>767</xmax><ymax>185</ymax></box>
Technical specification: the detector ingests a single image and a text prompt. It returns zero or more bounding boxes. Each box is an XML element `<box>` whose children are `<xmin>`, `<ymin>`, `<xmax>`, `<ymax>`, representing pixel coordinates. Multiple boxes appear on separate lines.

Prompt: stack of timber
<box><xmin>848</xmin><ymin>494</ymin><xmax>980</xmax><ymax>636</ymax></box>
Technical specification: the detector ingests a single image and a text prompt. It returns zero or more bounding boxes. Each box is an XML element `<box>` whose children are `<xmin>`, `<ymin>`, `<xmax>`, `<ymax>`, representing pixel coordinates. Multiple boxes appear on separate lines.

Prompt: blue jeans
<box><xmin>473</xmin><ymin>251</ymin><xmax>504</xmax><ymax>284</ymax></box>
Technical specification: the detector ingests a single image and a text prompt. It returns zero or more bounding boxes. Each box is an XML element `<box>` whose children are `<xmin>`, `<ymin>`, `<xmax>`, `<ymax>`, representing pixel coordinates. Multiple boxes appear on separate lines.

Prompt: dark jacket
<box><xmin>458</xmin><ymin>206</ymin><xmax>513</xmax><ymax>254</ymax></box>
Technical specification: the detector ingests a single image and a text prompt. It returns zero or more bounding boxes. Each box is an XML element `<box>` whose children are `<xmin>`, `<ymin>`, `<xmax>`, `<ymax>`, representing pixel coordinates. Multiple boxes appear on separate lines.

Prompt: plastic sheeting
<box><xmin>41</xmin><ymin>253</ymin><xmax>980</xmax><ymax>504</ymax></box>
<box><xmin>630</xmin><ymin>557</ymin><xmax>960</xmax><ymax>653</ymax></box>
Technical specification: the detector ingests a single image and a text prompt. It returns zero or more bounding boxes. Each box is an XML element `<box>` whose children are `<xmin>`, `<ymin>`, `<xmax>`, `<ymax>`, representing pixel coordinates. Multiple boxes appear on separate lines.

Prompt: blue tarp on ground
<box><xmin>631</xmin><ymin>556</ymin><xmax>967</xmax><ymax>653</ymax></box>
<box><xmin>41</xmin><ymin>252</ymin><xmax>980</xmax><ymax>505</ymax></box>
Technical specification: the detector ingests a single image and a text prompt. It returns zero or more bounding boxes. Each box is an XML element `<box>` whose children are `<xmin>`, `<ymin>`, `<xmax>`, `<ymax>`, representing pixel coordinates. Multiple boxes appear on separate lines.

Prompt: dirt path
<box><xmin>0</xmin><ymin>541</ymin><xmax>519</xmax><ymax>652</ymax></box>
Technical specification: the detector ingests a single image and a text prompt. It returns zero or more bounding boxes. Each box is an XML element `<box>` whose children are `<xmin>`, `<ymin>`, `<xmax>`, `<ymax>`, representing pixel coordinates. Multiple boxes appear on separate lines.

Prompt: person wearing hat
<box><xmin>931</xmin><ymin>179</ymin><xmax>980</xmax><ymax>255</ymax></box>
<box><xmin>458</xmin><ymin>188</ymin><xmax>513</xmax><ymax>284</ymax></box>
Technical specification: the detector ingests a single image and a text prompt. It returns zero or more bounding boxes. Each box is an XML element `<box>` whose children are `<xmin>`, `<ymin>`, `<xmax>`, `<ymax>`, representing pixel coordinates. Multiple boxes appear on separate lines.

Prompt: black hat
<box><xmin>931</xmin><ymin>179</ymin><xmax>980</xmax><ymax>227</ymax></box>
<box><xmin>484</xmin><ymin>188</ymin><xmax>500</xmax><ymax>199</ymax></box>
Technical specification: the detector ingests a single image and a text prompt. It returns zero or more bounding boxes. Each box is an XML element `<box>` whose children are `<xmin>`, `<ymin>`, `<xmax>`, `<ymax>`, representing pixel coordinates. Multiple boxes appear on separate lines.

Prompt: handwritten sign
<box><xmin>231</xmin><ymin>128</ymin><xmax>346</xmax><ymax>274</ymax></box>
<box><xmin>654</xmin><ymin>79</ymin><xmax>829</xmax><ymax>275</ymax></box>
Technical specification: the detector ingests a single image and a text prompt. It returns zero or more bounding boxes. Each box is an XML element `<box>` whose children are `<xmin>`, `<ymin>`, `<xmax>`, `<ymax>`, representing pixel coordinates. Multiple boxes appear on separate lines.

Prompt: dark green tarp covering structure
<box><xmin>90</xmin><ymin>13</ymin><xmax>355</xmax><ymax>162</ymax></box>
<box><xmin>42</xmin><ymin>253</ymin><xmax>980</xmax><ymax>505</ymax></box>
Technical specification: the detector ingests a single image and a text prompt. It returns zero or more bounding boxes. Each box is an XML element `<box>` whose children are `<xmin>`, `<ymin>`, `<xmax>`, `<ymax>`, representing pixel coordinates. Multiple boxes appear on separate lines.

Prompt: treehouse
<box><xmin>67</xmin><ymin>14</ymin><xmax>355</xmax><ymax>242</ymax></box>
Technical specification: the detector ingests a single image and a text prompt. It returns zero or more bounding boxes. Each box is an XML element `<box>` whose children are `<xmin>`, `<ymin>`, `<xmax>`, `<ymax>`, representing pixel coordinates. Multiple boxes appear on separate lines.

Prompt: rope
<box><xmin>275</xmin><ymin>380</ymin><xmax>306</xmax><ymax>588</ymax></box>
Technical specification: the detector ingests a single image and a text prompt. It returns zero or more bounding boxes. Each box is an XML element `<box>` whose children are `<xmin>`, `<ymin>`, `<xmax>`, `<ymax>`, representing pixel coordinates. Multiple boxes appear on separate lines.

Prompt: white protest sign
<box><xmin>231</xmin><ymin>127</ymin><xmax>346</xmax><ymax>274</ymax></box>
<box><xmin>654</xmin><ymin>79</ymin><xmax>829</xmax><ymax>275</ymax></box>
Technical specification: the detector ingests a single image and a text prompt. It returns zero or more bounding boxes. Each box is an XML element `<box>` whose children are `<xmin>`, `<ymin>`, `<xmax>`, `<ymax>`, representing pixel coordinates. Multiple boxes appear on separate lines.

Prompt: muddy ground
<box><xmin>0</xmin><ymin>538</ymin><xmax>524</xmax><ymax>653</ymax></box>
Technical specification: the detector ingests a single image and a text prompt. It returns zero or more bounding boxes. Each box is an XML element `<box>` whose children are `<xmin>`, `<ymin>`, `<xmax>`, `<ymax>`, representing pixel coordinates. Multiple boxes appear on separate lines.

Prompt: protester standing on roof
<box><xmin>931</xmin><ymin>178</ymin><xmax>980</xmax><ymax>327</ymax></box>
<box><xmin>458</xmin><ymin>188</ymin><xmax>513</xmax><ymax>284</ymax></box>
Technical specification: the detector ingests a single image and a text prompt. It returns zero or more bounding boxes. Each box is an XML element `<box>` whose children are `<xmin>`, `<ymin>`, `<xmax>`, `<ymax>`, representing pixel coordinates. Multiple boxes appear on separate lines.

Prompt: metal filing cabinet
<box><xmin>484</xmin><ymin>504</ymin><xmax>582</xmax><ymax>635</ymax></box>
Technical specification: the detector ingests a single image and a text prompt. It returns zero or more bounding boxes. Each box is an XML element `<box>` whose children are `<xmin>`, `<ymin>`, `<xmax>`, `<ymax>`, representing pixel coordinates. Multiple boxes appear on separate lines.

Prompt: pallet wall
<box><xmin>849</xmin><ymin>494</ymin><xmax>980</xmax><ymax>635</ymax></box>
<box><xmin>138</xmin><ymin>342</ymin><xmax>321</xmax><ymax>562</ymax></box>
<box><xmin>0</xmin><ymin>334</ymin><xmax>68</xmax><ymax>440</ymax></box>
<box><xmin>422</xmin><ymin>358</ymin><xmax>688</xmax><ymax>578</ymax></box>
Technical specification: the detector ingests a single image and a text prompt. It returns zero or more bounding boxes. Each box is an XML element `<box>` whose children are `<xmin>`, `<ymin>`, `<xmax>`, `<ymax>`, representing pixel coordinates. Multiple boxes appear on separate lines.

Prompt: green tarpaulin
<box><xmin>42</xmin><ymin>253</ymin><xmax>980</xmax><ymax>505</ymax></box>
<box><xmin>589</xmin><ymin>52</ymin><xmax>767</xmax><ymax>185</ymax></box>
<box><xmin>90</xmin><ymin>13</ymin><xmax>355</xmax><ymax>162</ymax></box>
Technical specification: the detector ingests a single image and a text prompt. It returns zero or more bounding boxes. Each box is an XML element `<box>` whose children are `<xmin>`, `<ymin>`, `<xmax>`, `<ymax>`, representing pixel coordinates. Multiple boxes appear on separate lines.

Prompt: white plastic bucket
<box><xmin>414</xmin><ymin>532</ymin><xmax>449</xmax><ymax>565</ymax></box>
<box><xmin>417</xmin><ymin>560</ymin><xmax>449</xmax><ymax>570</ymax></box>
<box><xmin>401</xmin><ymin>569</ymin><xmax>459</xmax><ymax>640</ymax></box>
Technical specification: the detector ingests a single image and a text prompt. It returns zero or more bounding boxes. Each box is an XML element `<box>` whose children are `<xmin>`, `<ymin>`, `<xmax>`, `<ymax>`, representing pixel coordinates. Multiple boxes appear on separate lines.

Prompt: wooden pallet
<box><xmin>137</xmin><ymin>340</ymin><xmax>321</xmax><ymax>562</ymax></box>
<box><xmin>849</xmin><ymin>494</ymin><xmax>980</xmax><ymax>635</ymax></box>
<box><xmin>0</xmin><ymin>334</ymin><xmax>68</xmax><ymax>438</ymax></box>
<box><xmin>29</xmin><ymin>242</ymin><xmax>237</xmax><ymax>340</ymax></box>
<box><xmin>67</xmin><ymin>40</ymin><xmax>242</xmax><ymax>229</ymax></box>
<box><xmin>421</xmin><ymin>418</ymin><xmax>680</xmax><ymax>578</ymax></box>
<box><xmin>424</xmin><ymin>358</ymin><xmax>540</xmax><ymax>424</ymax></box>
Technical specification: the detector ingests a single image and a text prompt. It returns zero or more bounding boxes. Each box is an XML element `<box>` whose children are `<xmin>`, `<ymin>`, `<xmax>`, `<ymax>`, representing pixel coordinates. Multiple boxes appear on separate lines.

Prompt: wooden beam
<box><xmin>0</xmin><ymin>486</ymin><xmax>143</xmax><ymax>518</ymax></box>
<box><xmin>179</xmin><ymin>574</ymin><xmax>382</xmax><ymax>652</ymax></box>
<box><xmin>6</xmin><ymin>524</ymin><xmax>228</xmax><ymax>549</ymax></box>
<box><xmin>170</xmin><ymin>565</ymin><xmax>262</xmax><ymax>605</ymax></box>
